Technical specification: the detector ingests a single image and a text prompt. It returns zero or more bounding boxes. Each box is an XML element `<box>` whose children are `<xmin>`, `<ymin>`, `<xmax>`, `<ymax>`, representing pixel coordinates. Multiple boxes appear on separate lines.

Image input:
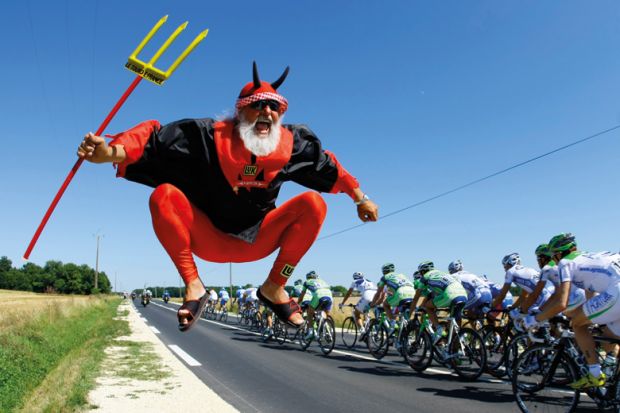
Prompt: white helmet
<box><xmin>448</xmin><ymin>260</ymin><xmax>463</xmax><ymax>274</ymax></box>
<box><xmin>502</xmin><ymin>253</ymin><xmax>520</xmax><ymax>267</ymax></box>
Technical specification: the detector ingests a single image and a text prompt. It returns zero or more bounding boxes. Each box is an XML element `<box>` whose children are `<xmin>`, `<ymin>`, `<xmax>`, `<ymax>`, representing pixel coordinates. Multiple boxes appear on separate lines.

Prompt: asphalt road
<box><xmin>132</xmin><ymin>299</ymin><xmax>540</xmax><ymax>413</ymax></box>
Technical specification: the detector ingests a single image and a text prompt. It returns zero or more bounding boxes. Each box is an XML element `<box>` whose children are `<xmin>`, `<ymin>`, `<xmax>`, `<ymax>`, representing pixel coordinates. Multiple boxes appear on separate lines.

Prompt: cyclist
<box><xmin>340</xmin><ymin>272</ymin><xmax>378</xmax><ymax>335</ymax></box>
<box><xmin>370</xmin><ymin>263</ymin><xmax>415</xmax><ymax>334</ymax></box>
<box><xmin>162</xmin><ymin>290</ymin><xmax>171</xmax><ymax>303</ymax></box>
<box><xmin>291</xmin><ymin>279</ymin><xmax>304</xmax><ymax>302</ymax></box>
<box><xmin>218</xmin><ymin>287</ymin><xmax>230</xmax><ymax>312</ymax></box>
<box><xmin>487</xmin><ymin>280</ymin><xmax>514</xmax><ymax>320</ymax></box>
<box><xmin>448</xmin><ymin>260</ymin><xmax>492</xmax><ymax>318</ymax></box>
<box><xmin>524</xmin><ymin>243</ymin><xmax>585</xmax><ymax>317</ymax></box>
<box><xmin>233</xmin><ymin>287</ymin><xmax>245</xmax><ymax>312</ymax></box>
<box><xmin>243</xmin><ymin>285</ymin><xmax>259</xmax><ymax>312</ymax></box>
<box><xmin>491</xmin><ymin>252</ymin><xmax>553</xmax><ymax>320</ymax></box>
<box><xmin>524</xmin><ymin>233</ymin><xmax>620</xmax><ymax>389</ymax></box>
<box><xmin>298</xmin><ymin>271</ymin><xmax>333</xmax><ymax>340</ymax></box>
<box><xmin>411</xmin><ymin>261</ymin><xmax>467</xmax><ymax>342</ymax></box>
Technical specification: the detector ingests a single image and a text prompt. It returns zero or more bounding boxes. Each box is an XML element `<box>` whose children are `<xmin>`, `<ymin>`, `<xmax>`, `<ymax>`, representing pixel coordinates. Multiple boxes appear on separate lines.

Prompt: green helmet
<box><xmin>306</xmin><ymin>271</ymin><xmax>318</xmax><ymax>280</ymax></box>
<box><xmin>417</xmin><ymin>261</ymin><xmax>434</xmax><ymax>274</ymax></box>
<box><xmin>548</xmin><ymin>233</ymin><xmax>577</xmax><ymax>254</ymax></box>
<box><xmin>535</xmin><ymin>243</ymin><xmax>552</xmax><ymax>257</ymax></box>
<box><xmin>381</xmin><ymin>263</ymin><xmax>395</xmax><ymax>275</ymax></box>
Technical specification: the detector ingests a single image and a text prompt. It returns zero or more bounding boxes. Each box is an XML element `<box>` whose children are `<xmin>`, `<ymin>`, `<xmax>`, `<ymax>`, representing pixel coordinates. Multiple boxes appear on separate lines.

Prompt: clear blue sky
<box><xmin>2</xmin><ymin>1</ymin><xmax>620</xmax><ymax>292</ymax></box>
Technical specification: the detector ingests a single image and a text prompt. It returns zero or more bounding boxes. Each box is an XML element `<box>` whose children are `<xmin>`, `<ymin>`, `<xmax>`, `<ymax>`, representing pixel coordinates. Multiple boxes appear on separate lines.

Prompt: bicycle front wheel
<box><xmin>318</xmin><ymin>317</ymin><xmax>336</xmax><ymax>355</ymax></box>
<box><xmin>450</xmin><ymin>327</ymin><xmax>486</xmax><ymax>381</ymax></box>
<box><xmin>482</xmin><ymin>326</ymin><xmax>509</xmax><ymax>378</ymax></box>
<box><xmin>403</xmin><ymin>321</ymin><xmax>432</xmax><ymax>372</ymax></box>
<box><xmin>341</xmin><ymin>317</ymin><xmax>358</xmax><ymax>349</ymax></box>
<box><xmin>367</xmin><ymin>319</ymin><xmax>389</xmax><ymax>359</ymax></box>
<box><xmin>512</xmin><ymin>344</ymin><xmax>579</xmax><ymax>413</ymax></box>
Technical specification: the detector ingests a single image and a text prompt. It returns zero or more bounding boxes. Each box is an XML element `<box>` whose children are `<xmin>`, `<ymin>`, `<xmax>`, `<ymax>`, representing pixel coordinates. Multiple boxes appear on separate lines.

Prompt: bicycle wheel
<box><xmin>403</xmin><ymin>321</ymin><xmax>432</xmax><ymax>372</ymax></box>
<box><xmin>512</xmin><ymin>344</ymin><xmax>579</xmax><ymax>413</ymax></box>
<box><xmin>505</xmin><ymin>333</ymin><xmax>529</xmax><ymax>380</ymax></box>
<box><xmin>236</xmin><ymin>309</ymin><xmax>245</xmax><ymax>324</ymax></box>
<box><xmin>220</xmin><ymin>310</ymin><xmax>228</xmax><ymax>323</ymax></box>
<box><xmin>299</xmin><ymin>322</ymin><xmax>312</xmax><ymax>351</ymax></box>
<box><xmin>450</xmin><ymin>327</ymin><xmax>486</xmax><ymax>381</ymax></box>
<box><xmin>275</xmin><ymin>320</ymin><xmax>288</xmax><ymax>345</ymax></box>
<box><xmin>367</xmin><ymin>319</ymin><xmax>389</xmax><ymax>359</ymax></box>
<box><xmin>341</xmin><ymin>317</ymin><xmax>358</xmax><ymax>349</ymax></box>
<box><xmin>483</xmin><ymin>326</ymin><xmax>509</xmax><ymax>378</ymax></box>
<box><xmin>318</xmin><ymin>317</ymin><xmax>336</xmax><ymax>355</ymax></box>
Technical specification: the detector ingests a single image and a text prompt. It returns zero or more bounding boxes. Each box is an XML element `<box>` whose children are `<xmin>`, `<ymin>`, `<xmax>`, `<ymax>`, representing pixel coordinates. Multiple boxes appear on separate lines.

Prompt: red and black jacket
<box><xmin>109</xmin><ymin>118</ymin><xmax>359</xmax><ymax>242</ymax></box>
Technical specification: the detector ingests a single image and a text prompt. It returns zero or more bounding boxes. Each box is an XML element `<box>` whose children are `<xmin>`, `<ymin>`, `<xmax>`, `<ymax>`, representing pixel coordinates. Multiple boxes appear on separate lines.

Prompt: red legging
<box><xmin>148</xmin><ymin>184</ymin><xmax>327</xmax><ymax>286</ymax></box>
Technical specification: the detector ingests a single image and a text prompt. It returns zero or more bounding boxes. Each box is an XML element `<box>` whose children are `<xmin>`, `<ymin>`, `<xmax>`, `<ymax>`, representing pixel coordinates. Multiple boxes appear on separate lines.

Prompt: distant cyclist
<box><xmin>370</xmin><ymin>263</ymin><xmax>415</xmax><ymax>334</ymax></box>
<box><xmin>243</xmin><ymin>285</ymin><xmax>259</xmax><ymax>312</ymax></box>
<box><xmin>448</xmin><ymin>260</ymin><xmax>492</xmax><ymax>318</ymax></box>
<box><xmin>218</xmin><ymin>288</ymin><xmax>230</xmax><ymax>312</ymax></box>
<box><xmin>340</xmin><ymin>272</ymin><xmax>378</xmax><ymax>335</ymax></box>
<box><xmin>298</xmin><ymin>271</ymin><xmax>333</xmax><ymax>339</ymax></box>
<box><xmin>411</xmin><ymin>261</ymin><xmax>467</xmax><ymax>342</ymax></box>
<box><xmin>233</xmin><ymin>287</ymin><xmax>245</xmax><ymax>312</ymax></box>
<box><xmin>524</xmin><ymin>233</ymin><xmax>620</xmax><ymax>389</ymax></box>
<box><xmin>291</xmin><ymin>279</ymin><xmax>304</xmax><ymax>302</ymax></box>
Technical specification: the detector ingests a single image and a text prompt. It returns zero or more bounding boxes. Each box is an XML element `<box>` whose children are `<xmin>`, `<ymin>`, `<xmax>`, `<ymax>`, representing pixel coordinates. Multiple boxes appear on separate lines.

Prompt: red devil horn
<box><xmin>271</xmin><ymin>66</ymin><xmax>290</xmax><ymax>90</ymax></box>
<box><xmin>252</xmin><ymin>61</ymin><xmax>261</xmax><ymax>89</ymax></box>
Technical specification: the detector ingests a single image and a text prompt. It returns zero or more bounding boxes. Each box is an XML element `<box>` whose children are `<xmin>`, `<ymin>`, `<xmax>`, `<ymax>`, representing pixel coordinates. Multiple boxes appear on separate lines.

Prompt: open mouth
<box><xmin>254</xmin><ymin>116</ymin><xmax>272</xmax><ymax>135</ymax></box>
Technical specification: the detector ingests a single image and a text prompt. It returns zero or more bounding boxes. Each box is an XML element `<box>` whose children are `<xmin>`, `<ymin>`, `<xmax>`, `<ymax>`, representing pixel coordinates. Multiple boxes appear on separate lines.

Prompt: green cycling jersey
<box><xmin>377</xmin><ymin>272</ymin><xmax>415</xmax><ymax>308</ymax></box>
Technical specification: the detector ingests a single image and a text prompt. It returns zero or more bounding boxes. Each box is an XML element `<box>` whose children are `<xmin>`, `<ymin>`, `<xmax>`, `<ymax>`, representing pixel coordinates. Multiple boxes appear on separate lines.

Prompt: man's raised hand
<box><xmin>77</xmin><ymin>132</ymin><xmax>110</xmax><ymax>163</ymax></box>
<box><xmin>357</xmin><ymin>200</ymin><xmax>379</xmax><ymax>222</ymax></box>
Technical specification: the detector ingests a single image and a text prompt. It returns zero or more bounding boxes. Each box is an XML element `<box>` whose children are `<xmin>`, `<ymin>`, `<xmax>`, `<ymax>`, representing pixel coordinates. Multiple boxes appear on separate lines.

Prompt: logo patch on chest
<box><xmin>243</xmin><ymin>165</ymin><xmax>258</xmax><ymax>176</ymax></box>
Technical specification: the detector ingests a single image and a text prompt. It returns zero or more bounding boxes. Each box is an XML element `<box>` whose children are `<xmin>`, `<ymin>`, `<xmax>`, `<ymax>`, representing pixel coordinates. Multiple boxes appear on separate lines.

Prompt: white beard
<box><xmin>237</xmin><ymin>116</ymin><xmax>282</xmax><ymax>157</ymax></box>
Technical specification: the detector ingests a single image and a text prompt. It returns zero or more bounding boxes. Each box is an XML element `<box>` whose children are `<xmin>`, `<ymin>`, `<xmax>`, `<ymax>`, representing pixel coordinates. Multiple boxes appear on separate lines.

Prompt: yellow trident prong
<box><xmin>125</xmin><ymin>15</ymin><xmax>209</xmax><ymax>85</ymax></box>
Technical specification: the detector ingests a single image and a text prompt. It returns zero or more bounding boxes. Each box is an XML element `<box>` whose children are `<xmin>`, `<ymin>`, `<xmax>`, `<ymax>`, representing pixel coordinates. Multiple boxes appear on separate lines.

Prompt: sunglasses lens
<box><xmin>251</xmin><ymin>100</ymin><xmax>280</xmax><ymax>111</ymax></box>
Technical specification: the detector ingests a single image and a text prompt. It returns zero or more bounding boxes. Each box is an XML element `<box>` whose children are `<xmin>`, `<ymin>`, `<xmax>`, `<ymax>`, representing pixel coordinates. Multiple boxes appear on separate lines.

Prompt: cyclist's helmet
<box><xmin>548</xmin><ymin>233</ymin><xmax>577</xmax><ymax>254</ymax></box>
<box><xmin>413</xmin><ymin>270</ymin><xmax>422</xmax><ymax>280</ymax></box>
<box><xmin>448</xmin><ymin>260</ymin><xmax>463</xmax><ymax>274</ymax></box>
<box><xmin>294</xmin><ymin>279</ymin><xmax>303</xmax><ymax>286</ymax></box>
<box><xmin>501</xmin><ymin>253</ymin><xmax>520</xmax><ymax>267</ymax></box>
<box><xmin>352</xmin><ymin>272</ymin><xmax>364</xmax><ymax>280</ymax></box>
<box><xmin>306</xmin><ymin>271</ymin><xmax>318</xmax><ymax>280</ymax></box>
<box><xmin>417</xmin><ymin>261</ymin><xmax>434</xmax><ymax>274</ymax></box>
<box><xmin>381</xmin><ymin>263</ymin><xmax>395</xmax><ymax>275</ymax></box>
<box><xmin>535</xmin><ymin>243</ymin><xmax>552</xmax><ymax>258</ymax></box>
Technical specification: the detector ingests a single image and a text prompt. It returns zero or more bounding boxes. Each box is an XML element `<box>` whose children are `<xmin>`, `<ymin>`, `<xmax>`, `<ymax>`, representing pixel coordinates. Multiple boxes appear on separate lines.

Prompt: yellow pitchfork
<box><xmin>24</xmin><ymin>16</ymin><xmax>209</xmax><ymax>260</ymax></box>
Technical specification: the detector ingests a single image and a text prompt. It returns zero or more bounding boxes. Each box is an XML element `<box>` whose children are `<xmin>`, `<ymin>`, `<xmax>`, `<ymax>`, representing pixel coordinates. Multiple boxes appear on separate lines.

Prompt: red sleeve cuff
<box><xmin>107</xmin><ymin>120</ymin><xmax>161</xmax><ymax>177</ymax></box>
<box><xmin>325</xmin><ymin>150</ymin><xmax>359</xmax><ymax>199</ymax></box>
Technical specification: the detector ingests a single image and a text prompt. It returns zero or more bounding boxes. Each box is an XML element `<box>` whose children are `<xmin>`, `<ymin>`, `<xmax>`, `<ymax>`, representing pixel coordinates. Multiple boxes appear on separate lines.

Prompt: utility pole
<box><xmin>114</xmin><ymin>271</ymin><xmax>117</xmax><ymax>294</ymax></box>
<box><xmin>94</xmin><ymin>233</ymin><xmax>103</xmax><ymax>291</ymax></box>
<box><xmin>229</xmin><ymin>263</ymin><xmax>233</xmax><ymax>304</ymax></box>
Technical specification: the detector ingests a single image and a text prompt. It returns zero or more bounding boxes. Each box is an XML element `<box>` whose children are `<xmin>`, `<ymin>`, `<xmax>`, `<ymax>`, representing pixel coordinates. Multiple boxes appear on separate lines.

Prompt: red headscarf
<box><xmin>235</xmin><ymin>62</ymin><xmax>289</xmax><ymax>113</ymax></box>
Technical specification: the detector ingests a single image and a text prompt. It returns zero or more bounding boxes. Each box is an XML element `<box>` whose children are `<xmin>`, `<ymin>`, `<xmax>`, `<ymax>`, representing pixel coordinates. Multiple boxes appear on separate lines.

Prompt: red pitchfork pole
<box><xmin>23</xmin><ymin>16</ymin><xmax>209</xmax><ymax>260</ymax></box>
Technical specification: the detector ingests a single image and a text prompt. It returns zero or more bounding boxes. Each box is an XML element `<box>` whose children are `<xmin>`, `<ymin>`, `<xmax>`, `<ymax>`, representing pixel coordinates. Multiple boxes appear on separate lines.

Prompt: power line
<box><xmin>319</xmin><ymin>124</ymin><xmax>620</xmax><ymax>241</ymax></box>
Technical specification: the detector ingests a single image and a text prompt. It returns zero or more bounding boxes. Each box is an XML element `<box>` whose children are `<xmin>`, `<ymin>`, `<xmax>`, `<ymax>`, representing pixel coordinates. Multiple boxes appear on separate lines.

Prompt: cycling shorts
<box><xmin>465</xmin><ymin>289</ymin><xmax>492</xmax><ymax>311</ymax></box>
<box><xmin>300</xmin><ymin>300</ymin><xmax>311</xmax><ymax>310</ymax></box>
<box><xmin>220</xmin><ymin>298</ymin><xmax>229</xmax><ymax>306</ymax></box>
<box><xmin>311</xmin><ymin>294</ymin><xmax>333</xmax><ymax>311</ymax></box>
<box><xmin>565</xmin><ymin>287</ymin><xmax>586</xmax><ymax>312</ymax></box>
<box><xmin>355</xmin><ymin>290</ymin><xmax>377</xmax><ymax>312</ymax></box>
<box><xmin>432</xmin><ymin>283</ymin><xmax>467</xmax><ymax>309</ymax></box>
<box><xmin>584</xmin><ymin>282</ymin><xmax>620</xmax><ymax>335</ymax></box>
<box><xmin>386</xmin><ymin>286</ymin><xmax>415</xmax><ymax>308</ymax></box>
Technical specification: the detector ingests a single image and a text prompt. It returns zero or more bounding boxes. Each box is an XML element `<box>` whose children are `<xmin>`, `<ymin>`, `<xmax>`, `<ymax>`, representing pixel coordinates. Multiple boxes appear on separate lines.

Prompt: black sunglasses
<box><xmin>249</xmin><ymin>99</ymin><xmax>281</xmax><ymax>112</ymax></box>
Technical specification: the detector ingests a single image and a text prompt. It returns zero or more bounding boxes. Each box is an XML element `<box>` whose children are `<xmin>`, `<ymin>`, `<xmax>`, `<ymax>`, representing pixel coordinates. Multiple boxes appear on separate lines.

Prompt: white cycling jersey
<box><xmin>456</xmin><ymin>271</ymin><xmax>490</xmax><ymax>293</ymax></box>
<box><xmin>558</xmin><ymin>251</ymin><xmax>620</xmax><ymax>292</ymax></box>
<box><xmin>541</xmin><ymin>261</ymin><xmax>585</xmax><ymax>310</ymax></box>
<box><xmin>504</xmin><ymin>265</ymin><xmax>540</xmax><ymax>293</ymax></box>
<box><xmin>349</xmin><ymin>278</ymin><xmax>377</xmax><ymax>295</ymax></box>
<box><xmin>209</xmin><ymin>290</ymin><xmax>218</xmax><ymax>301</ymax></box>
<box><xmin>219</xmin><ymin>290</ymin><xmax>229</xmax><ymax>299</ymax></box>
<box><xmin>244</xmin><ymin>287</ymin><xmax>258</xmax><ymax>302</ymax></box>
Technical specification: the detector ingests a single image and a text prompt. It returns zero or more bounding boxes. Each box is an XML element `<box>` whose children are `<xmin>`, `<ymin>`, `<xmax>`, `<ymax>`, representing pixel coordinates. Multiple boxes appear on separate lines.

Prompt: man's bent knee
<box><xmin>298</xmin><ymin>191</ymin><xmax>328</xmax><ymax>221</ymax></box>
<box><xmin>149</xmin><ymin>184</ymin><xmax>184</xmax><ymax>211</ymax></box>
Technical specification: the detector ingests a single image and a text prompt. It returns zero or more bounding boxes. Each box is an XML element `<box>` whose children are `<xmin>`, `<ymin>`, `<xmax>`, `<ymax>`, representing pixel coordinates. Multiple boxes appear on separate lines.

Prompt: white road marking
<box><xmin>168</xmin><ymin>344</ymin><xmax>202</xmax><ymax>366</ymax></box>
<box><xmin>150</xmin><ymin>326</ymin><xmax>161</xmax><ymax>334</ymax></box>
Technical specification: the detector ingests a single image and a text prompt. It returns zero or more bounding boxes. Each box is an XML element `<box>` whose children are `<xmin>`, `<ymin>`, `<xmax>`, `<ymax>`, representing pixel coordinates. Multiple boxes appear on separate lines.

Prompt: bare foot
<box><xmin>259</xmin><ymin>279</ymin><xmax>304</xmax><ymax>325</ymax></box>
<box><xmin>178</xmin><ymin>278</ymin><xmax>206</xmax><ymax>326</ymax></box>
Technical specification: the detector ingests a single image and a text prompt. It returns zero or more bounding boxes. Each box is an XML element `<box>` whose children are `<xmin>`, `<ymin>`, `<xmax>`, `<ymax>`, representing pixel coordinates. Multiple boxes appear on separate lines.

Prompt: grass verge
<box><xmin>0</xmin><ymin>296</ymin><xmax>128</xmax><ymax>412</ymax></box>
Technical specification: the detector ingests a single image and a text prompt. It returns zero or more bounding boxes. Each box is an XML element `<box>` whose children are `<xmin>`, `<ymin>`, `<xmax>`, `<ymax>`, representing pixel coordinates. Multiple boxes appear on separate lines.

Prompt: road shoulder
<box><xmin>87</xmin><ymin>300</ymin><xmax>237</xmax><ymax>412</ymax></box>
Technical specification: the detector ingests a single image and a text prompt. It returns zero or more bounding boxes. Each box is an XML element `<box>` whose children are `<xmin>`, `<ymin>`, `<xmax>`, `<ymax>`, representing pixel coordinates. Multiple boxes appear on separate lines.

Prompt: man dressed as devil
<box><xmin>77</xmin><ymin>62</ymin><xmax>379</xmax><ymax>331</ymax></box>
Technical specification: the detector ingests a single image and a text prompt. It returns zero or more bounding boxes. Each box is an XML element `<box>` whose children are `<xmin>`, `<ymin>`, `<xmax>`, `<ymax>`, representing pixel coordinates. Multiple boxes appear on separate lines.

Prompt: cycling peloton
<box><xmin>340</xmin><ymin>272</ymin><xmax>378</xmax><ymax>336</ymax></box>
<box><xmin>411</xmin><ymin>261</ymin><xmax>467</xmax><ymax>342</ymax></box>
<box><xmin>523</xmin><ymin>233</ymin><xmax>620</xmax><ymax>389</ymax></box>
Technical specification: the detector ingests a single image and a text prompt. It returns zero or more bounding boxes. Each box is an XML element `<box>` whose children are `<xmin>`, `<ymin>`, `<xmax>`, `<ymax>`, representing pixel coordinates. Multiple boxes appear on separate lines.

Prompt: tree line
<box><xmin>0</xmin><ymin>256</ymin><xmax>111</xmax><ymax>294</ymax></box>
